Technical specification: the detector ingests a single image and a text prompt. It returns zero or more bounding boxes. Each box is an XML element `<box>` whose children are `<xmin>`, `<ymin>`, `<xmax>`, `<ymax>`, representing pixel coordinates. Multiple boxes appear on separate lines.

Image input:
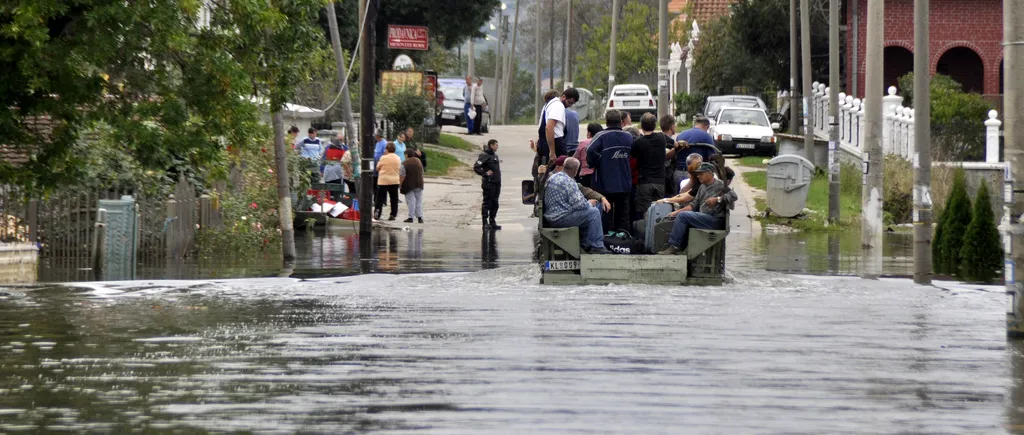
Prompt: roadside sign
<box><xmin>388</xmin><ymin>25</ymin><xmax>429</xmax><ymax>50</ymax></box>
<box><xmin>381</xmin><ymin>71</ymin><xmax>424</xmax><ymax>95</ymax></box>
<box><xmin>393</xmin><ymin>54</ymin><xmax>415</xmax><ymax>71</ymax></box>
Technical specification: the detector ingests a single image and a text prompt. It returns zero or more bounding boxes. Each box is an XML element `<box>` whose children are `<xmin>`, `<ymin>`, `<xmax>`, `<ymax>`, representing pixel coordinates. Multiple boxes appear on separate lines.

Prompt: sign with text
<box><xmin>388</xmin><ymin>25</ymin><xmax>429</xmax><ymax>50</ymax></box>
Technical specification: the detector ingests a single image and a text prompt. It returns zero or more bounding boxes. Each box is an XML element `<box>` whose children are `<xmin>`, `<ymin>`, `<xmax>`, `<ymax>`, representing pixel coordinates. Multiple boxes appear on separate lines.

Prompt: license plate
<box><xmin>623</xmin><ymin>101</ymin><xmax>640</xmax><ymax>107</ymax></box>
<box><xmin>545</xmin><ymin>260</ymin><xmax>580</xmax><ymax>271</ymax></box>
<box><xmin>736</xmin><ymin>143</ymin><xmax>756</xmax><ymax>150</ymax></box>
<box><xmin>442</xmin><ymin>114</ymin><xmax>456</xmax><ymax>120</ymax></box>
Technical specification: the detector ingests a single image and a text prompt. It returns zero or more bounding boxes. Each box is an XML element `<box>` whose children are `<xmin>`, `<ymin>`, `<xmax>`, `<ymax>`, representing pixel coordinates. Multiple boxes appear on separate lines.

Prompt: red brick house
<box><xmin>847</xmin><ymin>0</ymin><xmax>1003</xmax><ymax>97</ymax></box>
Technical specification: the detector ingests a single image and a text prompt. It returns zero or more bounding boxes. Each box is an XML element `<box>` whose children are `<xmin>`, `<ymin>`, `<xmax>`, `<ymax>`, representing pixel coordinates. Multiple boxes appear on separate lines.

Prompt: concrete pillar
<box><xmin>988</xmin><ymin>110</ymin><xmax>1003</xmax><ymax>163</ymax></box>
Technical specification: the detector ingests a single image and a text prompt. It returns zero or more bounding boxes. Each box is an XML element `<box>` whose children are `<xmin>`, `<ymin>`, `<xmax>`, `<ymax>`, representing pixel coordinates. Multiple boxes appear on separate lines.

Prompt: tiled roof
<box><xmin>690</xmin><ymin>0</ymin><xmax>737</xmax><ymax>25</ymax></box>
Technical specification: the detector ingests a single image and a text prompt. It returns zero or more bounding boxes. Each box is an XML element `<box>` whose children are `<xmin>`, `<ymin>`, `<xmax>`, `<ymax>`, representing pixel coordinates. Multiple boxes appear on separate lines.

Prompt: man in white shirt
<box><xmin>537</xmin><ymin>87</ymin><xmax>580</xmax><ymax>163</ymax></box>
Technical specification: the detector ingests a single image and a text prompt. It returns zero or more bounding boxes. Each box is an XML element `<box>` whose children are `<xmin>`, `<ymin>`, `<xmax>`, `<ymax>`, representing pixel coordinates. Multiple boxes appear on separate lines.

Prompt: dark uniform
<box><xmin>474</xmin><ymin>148</ymin><xmax>502</xmax><ymax>229</ymax></box>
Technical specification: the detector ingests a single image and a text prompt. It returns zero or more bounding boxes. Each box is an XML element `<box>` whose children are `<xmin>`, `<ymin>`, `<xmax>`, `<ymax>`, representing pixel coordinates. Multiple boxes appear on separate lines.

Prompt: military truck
<box><xmin>531</xmin><ymin>200</ymin><xmax>728</xmax><ymax>286</ymax></box>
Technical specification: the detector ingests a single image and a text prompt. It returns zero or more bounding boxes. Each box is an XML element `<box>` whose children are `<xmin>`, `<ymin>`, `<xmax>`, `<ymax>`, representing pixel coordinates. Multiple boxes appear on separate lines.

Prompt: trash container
<box><xmin>765</xmin><ymin>155</ymin><xmax>815</xmax><ymax>218</ymax></box>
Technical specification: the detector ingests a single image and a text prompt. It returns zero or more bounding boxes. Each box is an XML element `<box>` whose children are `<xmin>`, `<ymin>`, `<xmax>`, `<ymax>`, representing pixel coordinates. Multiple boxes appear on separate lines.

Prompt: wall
<box><xmin>846</xmin><ymin>0</ymin><xmax>1003</xmax><ymax>95</ymax></box>
<box><xmin>0</xmin><ymin>243</ymin><xmax>38</xmax><ymax>284</ymax></box>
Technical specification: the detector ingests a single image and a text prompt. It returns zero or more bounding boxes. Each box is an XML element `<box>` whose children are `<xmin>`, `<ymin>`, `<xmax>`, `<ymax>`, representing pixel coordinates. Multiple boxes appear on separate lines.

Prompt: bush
<box><xmin>960</xmin><ymin>180</ymin><xmax>1003</xmax><ymax>282</ymax></box>
<box><xmin>674</xmin><ymin>91</ymin><xmax>708</xmax><ymax>119</ymax></box>
<box><xmin>377</xmin><ymin>85</ymin><xmax>431</xmax><ymax>136</ymax></box>
<box><xmin>882</xmin><ymin>155</ymin><xmax>914</xmax><ymax>225</ymax></box>
<box><xmin>936</xmin><ymin>169</ymin><xmax>972</xmax><ymax>275</ymax></box>
<box><xmin>897</xmin><ymin>73</ymin><xmax>992</xmax><ymax>161</ymax></box>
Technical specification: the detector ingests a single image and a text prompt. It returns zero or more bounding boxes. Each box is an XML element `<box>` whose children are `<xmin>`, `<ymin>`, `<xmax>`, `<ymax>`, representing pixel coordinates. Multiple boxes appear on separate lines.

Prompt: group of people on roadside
<box><xmin>533</xmin><ymin>88</ymin><xmax>736</xmax><ymax>256</ymax></box>
<box><xmin>288</xmin><ymin>126</ymin><xmax>359</xmax><ymax>196</ymax></box>
<box><xmin>372</xmin><ymin>126</ymin><xmax>427</xmax><ymax>223</ymax></box>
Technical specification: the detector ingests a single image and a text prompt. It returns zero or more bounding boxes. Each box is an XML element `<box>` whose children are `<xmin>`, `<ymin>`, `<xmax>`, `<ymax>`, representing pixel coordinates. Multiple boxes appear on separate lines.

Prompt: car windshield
<box><xmin>717</xmin><ymin>110</ymin><xmax>769</xmax><ymax>127</ymax></box>
<box><xmin>441</xmin><ymin>87</ymin><xmax>464</xmax><ymax>101</ymax></box>
<box><xmin>706</xmin><ymin>100</ymin><xmax>760</xmax><ymax>117</ymax></box>
<box><xmin>614</xmin><ymin>88</ymin><xmax>649</xmax><ymax>97</ymax></box>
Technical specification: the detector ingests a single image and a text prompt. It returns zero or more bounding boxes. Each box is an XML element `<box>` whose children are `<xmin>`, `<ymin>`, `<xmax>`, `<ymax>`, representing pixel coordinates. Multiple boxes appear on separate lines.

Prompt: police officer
<box><xmin>474</xmin><ymin>139</ymin><xmax>502</xmax><ymax>230</ymax></box>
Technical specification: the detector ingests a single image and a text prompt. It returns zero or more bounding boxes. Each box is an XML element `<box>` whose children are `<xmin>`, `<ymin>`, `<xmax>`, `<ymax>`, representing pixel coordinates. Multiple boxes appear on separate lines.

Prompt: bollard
<box><xmin>91</xmin><ymin>208</ymin><xmax>107</xmax><ymax>280</ymax></box>
<box><xmin>986</xmin><ymin>110</ymin><xmax>1002</xmax><ymax>163</ymax></box>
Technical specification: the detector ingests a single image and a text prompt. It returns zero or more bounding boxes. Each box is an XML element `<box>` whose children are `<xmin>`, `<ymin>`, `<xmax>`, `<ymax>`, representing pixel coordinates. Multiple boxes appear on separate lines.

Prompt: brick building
<box><xmin>847</xmin><ymin>0</ymin><xmax>1003</xmax><ymax>97</ymax></box>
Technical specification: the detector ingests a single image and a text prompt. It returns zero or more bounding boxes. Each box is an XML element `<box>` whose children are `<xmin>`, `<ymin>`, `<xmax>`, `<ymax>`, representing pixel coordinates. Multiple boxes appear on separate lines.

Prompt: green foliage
<box><xmin>674</xmin><ymin>92</ymin><xmax>708</xmax><ymax>119</ymax></box>
<box><xmin>377</xmin><ymin>85</ymin><xmax>432</xmax><ymax>134</ymax></box>
<box><xmin>897</xmin><ymin>73</ymin><xmax>993</xmax><ymax>161</ymax></box>
<box><xmin>960</xmin><ymin>180</ymin><xmax>1003</xmax><ymax>282</ymax></box>
<box><xmin>471</xmin><ymin>49</ymin><xmax>536</xmax><ymax>119</ymax></box>
<box><xmin>195</xmin><ymin>145</ymin><xmax>283</xmax><ymax>259</ymax></box>
<box><xmin>936</xmin><ymin>169</ymin><xmax>972</xmax><ymax>275</ymax></box>
<box><xmin>437</xmin><ymin>133</ymin><xmax>475</xmax><ymax>151</ymax></box>
<box><xmin>933</xmin><ymin>205</ymin><xmax>948</xmax><ymax>274</ymax></box>
<box><xmin>0</xmin><ymin>0</ymin><xmax>327</xmax><ymax>191</ymax></box>
<box><xmin>882</xmin><ymin>155</ymin><xmax>913</xmax><ymax>225</ymax></box>
<box><xmin>423</xmin><ymin>149</ymin><xmax>464</xmax><ymax>177</ymax></box>
<box><xmin>746</xmin><ymin>163</ymin><xmax>863</xmax><ymax>230</ymax></box>
<box><xmin>574</xmin><ymin>0</ymin><xmax>685</xmax><ymax>91</ymax></box>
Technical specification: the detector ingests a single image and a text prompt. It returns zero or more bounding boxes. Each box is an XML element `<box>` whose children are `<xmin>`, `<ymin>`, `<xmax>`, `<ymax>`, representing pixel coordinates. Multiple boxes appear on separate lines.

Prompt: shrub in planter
<box><xmin>936</xmin><ymin>169</ymin><xmax>972</xmax><ymax>276</ymax></box>
<box><xmin>960</xmin><ymin>180</ymin><xmax>1003</xmax><ymax>283</ymax></box>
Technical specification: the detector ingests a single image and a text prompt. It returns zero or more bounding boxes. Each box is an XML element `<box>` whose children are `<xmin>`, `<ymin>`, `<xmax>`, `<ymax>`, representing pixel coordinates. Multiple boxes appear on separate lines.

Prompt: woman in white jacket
<box><xmin>471</xmin><ymin>78</ymin><xmax>486</xmax><ymax>135</ymax></box>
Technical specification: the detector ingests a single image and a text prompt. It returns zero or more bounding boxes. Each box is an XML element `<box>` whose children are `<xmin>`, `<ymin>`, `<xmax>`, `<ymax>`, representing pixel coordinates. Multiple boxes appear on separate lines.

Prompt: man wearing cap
<box><xmin>543</xmin><ymin>157</ymin><xmax>611</xmax><ymax>255</ymax></box>
<box><xmin>657</xmin><ymin>162</ymin><xmax>736</xmax><ymax>255</ymax></box>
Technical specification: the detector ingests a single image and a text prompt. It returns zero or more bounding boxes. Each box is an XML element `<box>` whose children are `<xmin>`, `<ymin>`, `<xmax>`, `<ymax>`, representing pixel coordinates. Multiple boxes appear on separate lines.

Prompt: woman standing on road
<box><xmin>374</xmin><ymin>142</ymin><xmax>401</xmax><ymax>221</ymax></box>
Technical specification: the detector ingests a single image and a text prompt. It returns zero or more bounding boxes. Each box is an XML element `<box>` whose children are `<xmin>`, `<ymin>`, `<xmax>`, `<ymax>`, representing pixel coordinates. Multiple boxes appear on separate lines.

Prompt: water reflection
<box><xmin>1008</xmin><ymin>341</ymin><xmax>1024</xmax><ymax>432</ymax></box>
<box><xmin>755</xmin><ymin>230</ymin><xmax>915</xmax><ymax>277</ymax></box>
<box><xmin>481</xmin><ymin>230</ymin><xmax>499</xmax><ymax>269</ymax></box>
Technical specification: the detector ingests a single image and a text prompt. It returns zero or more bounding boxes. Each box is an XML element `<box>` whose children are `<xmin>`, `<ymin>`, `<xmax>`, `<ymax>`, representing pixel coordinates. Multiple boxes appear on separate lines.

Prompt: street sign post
<box><xmin>387</xmin><ymin>25</ymin><xmax>429</xmax><ymax>50</ymax></box>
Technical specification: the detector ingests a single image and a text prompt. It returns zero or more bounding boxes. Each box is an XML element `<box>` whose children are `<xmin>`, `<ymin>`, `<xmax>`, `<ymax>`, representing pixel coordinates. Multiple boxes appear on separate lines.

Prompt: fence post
<box><xmin>165</xmin><ymin>194</ymin><xmax>177</xmax><ymax>260</ymax></box>
<box><xmin>905</xmin><ymin>107</ymin><xmax>915</xmax><ymax>159</ymax></box>
<box><xmin>819</xmin><ymin>83</ymin><xmax>829</xmax><ymax>136</ymax></box>
<box><xmin>27</xmin><ymin>199</ymin><xmax>38</xmax><ymax>243</ymax></box>
<box><xmin>91</xmin><ymin>208</ymin><xmax>107</xmax><ymax>281</ymax></box>
<box><xmin>986</xmin><ymin>110</ymin><xmax>1002</xmax><ymax>163</ymax></box>
<box><xmin>843</xmin><ymin>95</ymin><xmax>854</xmax><ymax>147</ymax></box>
<box><xmin>853</xmin><ymin>98</ymin><xmax>863</xmax><ymax>151</ymax></box>
<box><xmin>200</xmin><ymin>194</ymin><xmax>212</xmax><ymax>230</ymax></box>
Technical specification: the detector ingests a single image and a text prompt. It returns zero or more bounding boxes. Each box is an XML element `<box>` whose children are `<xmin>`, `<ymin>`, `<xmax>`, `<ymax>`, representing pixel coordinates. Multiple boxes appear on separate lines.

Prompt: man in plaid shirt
<box><xmin>543</xmin><ymin>157</ymin><xmax>610</xmax><ymax>255</ymax></box>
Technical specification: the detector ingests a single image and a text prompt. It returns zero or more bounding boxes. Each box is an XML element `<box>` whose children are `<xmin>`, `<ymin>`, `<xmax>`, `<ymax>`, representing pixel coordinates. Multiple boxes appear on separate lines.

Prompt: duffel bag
<box><xmin>604</xmin><ymin>231</ymin><xmax>644</xmax><ymax>255</ymax></box>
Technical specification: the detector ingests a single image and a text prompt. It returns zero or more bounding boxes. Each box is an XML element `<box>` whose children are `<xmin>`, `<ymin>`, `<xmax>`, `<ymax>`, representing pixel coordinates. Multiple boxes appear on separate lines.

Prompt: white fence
<box><xmin>806</xmin><ymin>82</ymin><xmax>1003</xmax><ymax>165</ymax></box>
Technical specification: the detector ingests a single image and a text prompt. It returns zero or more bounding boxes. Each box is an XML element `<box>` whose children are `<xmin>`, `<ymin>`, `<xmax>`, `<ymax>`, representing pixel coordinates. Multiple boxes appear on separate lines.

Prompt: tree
<box><xmin>471</xmin><ymin>49</ymin><xmax>536</xmax><ymax>119</ymax></box>
<box><xmin>898</xmin><ymin>73</ymin><xmax>993</xmax><ymax>161</ymax></box>
<box><xmin>933</xmin><ymin>203</ymin><xmax>949</xmax><ymax>274</ymax></box>
<box><xmin>937</xmin><ymin>169</ymin><xmax>973</xmax><ymax>276</ymax></box>
<box><xmin>960</xmin><ymin>180</ymin><xmax>1003</xmax><ymax>283</ymax></box>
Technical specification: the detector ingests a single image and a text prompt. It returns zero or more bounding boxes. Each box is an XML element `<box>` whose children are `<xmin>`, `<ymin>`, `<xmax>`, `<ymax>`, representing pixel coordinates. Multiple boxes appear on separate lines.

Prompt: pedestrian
<box><xmin>321</xmin><ymin>136</ymin><xmax>346</xmax><ymax>199</ymax></box>
<box><xmin>537</xmin><ymin>88</ymin><xmax>580</xmax><ymax>164</ymax></box>
<box><xmin>394</xmin><ymin>132</ymin><xmax>408</xmax><ymax>163</ymax></box>
<box><xmin>400</xmin><ymin>148</ymin><xmax>425</xmax><ymax>223</ymax></box>
<box><xmin>374</xmin><ymin>142</ymin><xmax>401</xmax><ymax>221</ymax></box>
<box><xmin>464</xmin><ymin>76</ymin><xmax>475</xmax><ymax>134</ymax></box>
<box><xmin>287</xmin><ymin>125</ymin><xmax>301</xmax><ymax>150</ymax></box>
<box><xmin>474</xmin><ymin>139</ymin><xmax>502</xmax><ymax>230</ymax></box>
<box><xmin>586</xmin><ymin>109</ymin><xmax>634</xmax><ymax>232</ymax></box>
<box><xmin>372</xmin><ymin>129</ymin><xmax>388</xmax><ymax>206</ymax></box>
<box><xmin>403</xmin><ymin>126</ymin><xmax>427</xmax><ymax>169</ymax></box>
<box><xmin>659</xmin><ymin>114</ymin><xmax>678</xmax><ymax>195</ymax></box>
<box><xmin>565</xmin><ymin>109</ymin><xmax>581</xmax><ymax>156</ymax></box>
<box><xmin>668</xmin><ymin>116</ymin><xmax>716</xmax><ymax>190</ymax></box>
<box><xmin>621</xmin><ymin>112</ymin><xmax>641</xmax><ymax>139</ymax></box>
<box><xmin>340</xmin><ymin>140</ymin><xmax>358</xmax><ymax>195</ymax></box>
<box><xmin>296</xmin><ymin>127</ymin><xmax>324</xmax><ymax>184</ymax></box>
<box><xmin>471</xmin><ymin>78</ymin><xmax>486</xmax><ymax>135</ymax></box>
<box><xmin>630</xmin><ymin>113</ymin><xmax>667</xmax><ymax>217</ymax></box>
<box><xmin>573</xmin><ymin>122</ymin><xmax>603</xmax><ymax>188</ymax></box>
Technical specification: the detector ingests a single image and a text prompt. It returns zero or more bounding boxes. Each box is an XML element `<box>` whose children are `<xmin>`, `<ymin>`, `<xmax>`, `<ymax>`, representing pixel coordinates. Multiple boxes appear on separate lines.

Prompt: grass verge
<box><xmin>436</xmin><ymin>133</ymin><xmax>477</xmax><ymax>151</ymax></box>
<box><xmin>735</xmin><ymin>156</ymin><xmax>769</xmax><ymax>168</ymax></box>
<box><xmin>425</xmin><ymin>149</ymin><xmax>465</xmax><ymax>177</ymax></box>
<box><xmin>742</xmin><ymin>164</ymin><xmax>862</xmax><ymax>231</ymax></box>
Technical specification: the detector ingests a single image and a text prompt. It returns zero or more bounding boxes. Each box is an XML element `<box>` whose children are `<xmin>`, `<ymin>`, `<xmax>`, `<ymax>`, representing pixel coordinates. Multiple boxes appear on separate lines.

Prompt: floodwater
<box><xmin>0</xmin><ymin>267</ymin><xmax>1014</xmax><ymax>433</ymax></box>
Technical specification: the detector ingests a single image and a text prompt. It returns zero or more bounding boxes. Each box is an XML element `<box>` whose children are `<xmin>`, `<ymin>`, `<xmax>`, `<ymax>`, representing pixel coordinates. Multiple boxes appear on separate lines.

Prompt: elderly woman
<box><xmin>374</xmin><ymin>142</ymin><xmax>402</xmax><ymax>221</ymax></box>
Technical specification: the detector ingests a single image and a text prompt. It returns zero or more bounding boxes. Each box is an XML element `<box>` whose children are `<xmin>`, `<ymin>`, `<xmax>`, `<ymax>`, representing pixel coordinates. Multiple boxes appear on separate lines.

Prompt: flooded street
<box><xmin>0</xmin><ymin>268</ymin><xmax>1015</xmax><ymax>433</ymax></box>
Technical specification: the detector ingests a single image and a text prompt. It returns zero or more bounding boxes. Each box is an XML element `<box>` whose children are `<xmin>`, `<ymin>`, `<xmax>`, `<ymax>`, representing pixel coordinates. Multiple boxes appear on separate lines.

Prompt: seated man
<box><xmin>543</xmin><ymin>157</ymin><xmax>611</xmax><ymax>255</ymax></box>
<box><xmin>666</xmin><ymin>153</ymin><xmax>704</xmax><ymax>208</ymax></box>
<box><xmin>657</xmin><ymin>163</ymin><xmax>737</xmax><ymax>255</ymax></box>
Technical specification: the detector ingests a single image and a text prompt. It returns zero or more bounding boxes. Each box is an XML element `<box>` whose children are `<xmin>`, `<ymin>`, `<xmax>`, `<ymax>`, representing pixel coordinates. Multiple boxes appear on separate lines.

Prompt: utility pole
<box><xmin>549</xmin><ymin>0</ymin><xmax>554</xmax><ymax>87</ymax></box>
<box><xmin>506</xmin><ymin>0</ymin><xmax>521</xmax><ymax>123</ymax></box>
<box><xmin>497</xmin><ymin>14</ymin><xmax>505</xmax><ymax>125</ymax></box>
<box><xmin>657</xmin><ymin>0</ymin><xmax>669</xmax><ymax>118</ymax></box>
<box><xmin>789</xmin><ymin>0</ymin><xmax>799</xmax><ymax>135</ymax></box>
<box><xmin>358</xmin><ymin>0</ymin><xmax>376</xmax><ymax>237</ymax></box>
<box><xmin>1007</xmin><ymin>0</ymin><xmax>1024</xmax><ymax>337</ymax></box>
<box><xmin>827</xmin><ymin>0</ymin><xmax>840</xmax><ymax>224</ymax></box>
<box><xmin>271</xmin><ymin>111</ymin><xmax>296</xmax><ymax>261</ymax></box>
<box><xmin>468</xmin><ymin>39</ymin><xmax>475</xmax><ymax>78</ymax></box>
<box><xmin>325</xmin><ymin>2</ymin><xmax>357</xmax><ymax>152</ymax></box>
<box><xmin>800</xmin><ymin>0</ymin><xmax>814</xmax><ymax>163</ymax></box>
<box><xmin>563</xmin><ymin>0</ymin><xmax>573</xmax><ymax>88</ymax></box>
<box><xmin>861</xmin><ymin>0</ymin><xmax>885</xmax><ymax>279</ymax></box>
<box><xmin>535</xmin><ymin>0</ymin><xmax>542</xmax><ymax>119</ymax></box>
<box><xmin>608</xmin><ymin>0</ymin><xmax>619</xmax><ymax>96</ymax></box>
<box><xmin>912</xmin><ymin>0</ymin><xmax>932</xmax><ymax>284</ymax></box>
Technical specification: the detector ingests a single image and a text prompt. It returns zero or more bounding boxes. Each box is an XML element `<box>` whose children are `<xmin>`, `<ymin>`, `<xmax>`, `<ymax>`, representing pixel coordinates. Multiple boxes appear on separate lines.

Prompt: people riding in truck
<box><xmin>587</xmin><ymin>109</ymin><xmax>634</xmax><ymax>233</ymax></box>
<box><xmin>543</xmin><ymin>157</ymin><xmax>611</xmax><ymax>255</ymax></box>
<box><xmin>656</xmin><ymin>163</ymin><xmax>736</xmax><ymax>256</ymax></box>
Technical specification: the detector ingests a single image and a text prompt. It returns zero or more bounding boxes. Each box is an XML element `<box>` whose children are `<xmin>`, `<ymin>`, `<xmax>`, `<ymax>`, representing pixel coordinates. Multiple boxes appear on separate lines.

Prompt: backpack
<box><xmin>604</xmin><ymin>231</ymin><xmax>643</xmax><ymax>255</ymax></box>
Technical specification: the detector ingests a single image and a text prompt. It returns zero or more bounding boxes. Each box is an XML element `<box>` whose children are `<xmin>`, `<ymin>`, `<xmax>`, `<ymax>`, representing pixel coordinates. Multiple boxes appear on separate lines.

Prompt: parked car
<box><xmin>709</xmin><ymin>107</ymin><xmax>779</xmax><ymax>156</ymax></box>
<box><xmin>605</xmin><ymin>84</ymin><xmax>656</xmax><ymax>120</ymax></box>
<box><xmin>702</xmin><ymin>95</ymin><xmax>767</xmax><ymax>122</ymax></box>
<box><xmin>438</xmin><ymin>86</ymin><xmax>489</xmax><ymax>133</ymax></box>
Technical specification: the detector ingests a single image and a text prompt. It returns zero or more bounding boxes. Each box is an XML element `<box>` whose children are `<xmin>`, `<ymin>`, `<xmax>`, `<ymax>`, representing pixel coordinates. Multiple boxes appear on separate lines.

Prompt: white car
<box><xmin>709</xmin><ymin>107</ymin><xmax>780</xmax><ymax>156</ymax></box>
<box><xmin>605</xmin><ymin>84</ymin><xmax>656</xmax><ymax>120</ymax></box>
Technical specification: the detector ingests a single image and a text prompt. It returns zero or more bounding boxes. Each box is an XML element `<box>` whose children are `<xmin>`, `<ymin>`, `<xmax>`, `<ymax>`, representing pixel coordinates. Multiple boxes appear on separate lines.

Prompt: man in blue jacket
<box><xmin>587</xmin><ymin>109</ymin><xmax>634</xmax><ymax>233</ymax></box>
